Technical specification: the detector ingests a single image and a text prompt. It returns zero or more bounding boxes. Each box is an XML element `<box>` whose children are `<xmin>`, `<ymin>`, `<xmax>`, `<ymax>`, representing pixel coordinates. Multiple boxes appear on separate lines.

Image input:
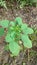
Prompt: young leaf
<box><xmin>15</xmin><ymin>17</ymin><xmax>22</xmax><ymax>25</ymax></box>
<box><xmin>5</xmin><ymin>33</ymin><xmax>14</xmax><ymax>43</ymax></box>
<box><xmin>0</xmin><ymin>20</ymin><xmax>9</xmax><ymax>28</ymax></box>
<box><xmin>21</xmin><ymin>35</ymin><xmax>32</xmax><ymax>48</ymax></box>
<box><xmin>21</xmin><ymin>24</ymin><xmax>28</xmax><ymax>30</ymax></box>
<box><xmin>21</xmin><ymin>24</ymin><xmax>34</xmax><ymax>34</ymax></box>
<box><xmin>9</xmin><ymin>41</ymin><xmax>21</xmax><ymax>56</ymax></box>
<box><xmin>10</xmin><ymin>21</ymin><xmax>15</xmax><ymax>26</ymax></box>
<box><xmin>0</xmin><ymin>28</ymin><xmax>4</xmax><ymax>37</ymax></box>
<box><xmin>25</xmin><ymin>27</ymin><xmax>34</xmax><ymax>34</ymax></box>
<box><xmin>10</xmin><ymin>32</ymin><xmax>15</xmax><ymax>38</ymax></box>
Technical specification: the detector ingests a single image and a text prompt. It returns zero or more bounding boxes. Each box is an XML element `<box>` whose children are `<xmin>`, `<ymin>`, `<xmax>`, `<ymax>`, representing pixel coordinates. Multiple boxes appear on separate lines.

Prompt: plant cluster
<box><xmin>0</xmin><ymin>17</ymin><xmax>34</xmax><ymax>56</ymax></box>
<box><xmin>0</xmin><ymin>0</ymin><xmax>7</xmax><ymax>9</ymax></box>
<box><xmin>11</xmin><ymin>0</ymin><xmax>37</xmax><ymax>7</ymax></box>
<box><xmin>0</xmin><ymin>0</ymin><xmax>37</xmax><ymax>9</ymax></box>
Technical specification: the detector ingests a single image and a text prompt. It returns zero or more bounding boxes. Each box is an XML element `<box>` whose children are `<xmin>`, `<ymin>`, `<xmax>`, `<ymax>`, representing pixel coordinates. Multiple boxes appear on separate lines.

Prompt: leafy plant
<box><xmin>0</xmin><ymin>0</ymin><xmax>7</xmax><ymax>9</ymax></box>
<box><xmin>10</xmin><ymin>0</ymin><xmax>37</xmax><ymax>7</ymax></box>
<box><xmin>19</xmin><ymin>0</ymin><xmax>37</xmax><ymax>7</ymax></box>
<box><xmin>0</xmin><ymin>17</ymin><xmax>34</xmax><ymax>56</ymax></box>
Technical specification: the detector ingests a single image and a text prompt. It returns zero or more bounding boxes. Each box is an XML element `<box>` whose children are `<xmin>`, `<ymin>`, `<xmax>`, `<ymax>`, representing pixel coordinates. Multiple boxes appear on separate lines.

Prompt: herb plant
<box><xmin>11</xmin><ymin>0</ymin><xmax>37</xmax><ymax>7</ymax></box>
<box><xmin>0</xmin><ymin>17</ymin><xmax>34</xmax><ymax>56</ymax></box>
<box><xmin>0</xmin><ymin>0</ymin><xmax>7</xmax><ymax>9</ymax></box>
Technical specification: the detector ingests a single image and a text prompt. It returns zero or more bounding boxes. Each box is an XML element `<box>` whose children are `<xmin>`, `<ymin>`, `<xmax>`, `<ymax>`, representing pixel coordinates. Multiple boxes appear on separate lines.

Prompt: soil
<box><xmin>0</xmin><ymin>6</ymin><xmax>37</xmax><ymax>65</ymax></box>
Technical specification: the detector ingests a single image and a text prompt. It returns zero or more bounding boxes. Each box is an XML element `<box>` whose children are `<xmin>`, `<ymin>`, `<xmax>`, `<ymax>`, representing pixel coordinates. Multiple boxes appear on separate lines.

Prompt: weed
<box><xmin>0</xmin><ymin>0</ymin><xmax>7</xmax><ymax>9</ymax></box>
<box><xmin>0</xmin><ymin>17</ymin><xmax>34</xmax><ymax>56</ymax></box>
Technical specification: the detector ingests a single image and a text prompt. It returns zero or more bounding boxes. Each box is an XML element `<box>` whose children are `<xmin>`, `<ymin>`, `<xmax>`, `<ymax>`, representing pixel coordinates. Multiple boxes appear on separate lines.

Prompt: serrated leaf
<box><xmin>21</xmin><ymin>35</ymin><xmax>32</xmax><ymax>48</ymax></box>
<box><xmin>5</xmin><ymin>34</ymin><xmax>14</xmax><ymax>43</ymax></box>
<box><xmin>15</xmin><ymin>17</ymin><xmax>22</xmax><ymax>25</ymax></box>
<box><xmin>0</xmin><ymin>28</ymin><xmax>4</xmax><ymax>37</ymax></box>
<box><xmin>9</xmin><ymin>41</ymin><xmax>21</xmax><ymax>56</ymax></box>
<box><xmin>0</xmin><ymin>20</ymin><xmax>9</xmax><ymax>28</ymax></box>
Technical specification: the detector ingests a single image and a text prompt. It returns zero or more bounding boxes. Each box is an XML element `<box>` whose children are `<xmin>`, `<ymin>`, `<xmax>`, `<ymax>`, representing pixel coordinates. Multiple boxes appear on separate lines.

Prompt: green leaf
<box><xmin>21</xmin><ymin>35</ymin><xmax>32</xmax><ymax>48</ymax></box>
<box><xmin>21</xmin><ymin>24</ymin><xmax>28</xmax><ymax>30</ymax></box>
<box><xmin>21</xmin><ymin>24</ymin><xmax>28</xmax><ymax>33</ymax></box>
<box><xmin>23</xmin><ymin>63</ymin><xmax>26</xmax><ymax>65</ymax></box>
<box><xmin>9</xmin><ymin>41</ymin><xmax>21</xmax><ymax>56</ymax></box>
<box><xmin>0</xmin><ymin>28</ymin><xmax>4</xmax><ymax>37</ymax></box>
<box><xmin>10</xmin><ymin>32</ymin><xmax>15</xmax><ymax>38</ymax></box>
<box><xmin>15</xmin><ymin>17</ymin><xmax>22</xmax><ymax>25</ymax></box>
<box><xmin>0</xmin><ymin>1</ymin><xmax>7</xmax><ymax>9</ymax></box>
<box><xmin>25</xmin><ymin>28</ymin><xmax>34</xmax><ymax>34</ymax></box>
<box><xmin>20</xmin><ymin>0</ymin><xmax>26</xmax><ymax>8</ymax></box>
<box><xmin>10</xmin><ymin>26</ymin><xmax>14</xmax><ymax>31</ymax></box>
<box><xmin>21</xmin><ymin>24</ymin><xmax>34</xmax><ymax>34</ymax></box>
<box><xmin>0</xmin><ymin>20</ymin><xmax>9</xmax><ymax>28</ymax></box>
<box><xmin>10</xmin><ymin>21</ymin><xmax>15</xmax><ymax>26</ymax></box>
<box><xmin>32</xmin><ymin>0</ymin><xmax>37</xmax><ymax>2</ymax></box>
<box><xmin>5</xmin><ymin>34</ymin><xmax>13</xmax><ymax>43</ymax></box>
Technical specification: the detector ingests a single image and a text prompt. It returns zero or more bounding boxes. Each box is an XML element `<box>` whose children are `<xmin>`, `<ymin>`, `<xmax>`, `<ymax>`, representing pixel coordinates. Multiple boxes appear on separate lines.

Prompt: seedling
<box><xmin>0</xmin><ymin>17</ymin><xmax>34</xmax><ymax>56</ymax></box>
<box><xmin>0</xmin><ymin>0</ymin><xmax>7</xmax><ymax>9</ymax></box>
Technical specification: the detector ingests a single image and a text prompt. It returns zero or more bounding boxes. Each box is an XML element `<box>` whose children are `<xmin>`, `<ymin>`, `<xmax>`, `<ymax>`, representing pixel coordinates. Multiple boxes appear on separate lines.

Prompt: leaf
<box><xmin>10</xmin><ymin>32</ymin><xmax>15</xmax><ymax>38</ymax></box>
<box><xmin>21</xmin><ymin>24</ymin><xmax>28</xmax><ymax>33</ymax></box>
<box><xmin>8</xmin><ymin>27</ymin><xmax>14</xmax><ymax>34</ymax></box>
<box><xmin>3</xmin><ymin>1</ymin><xmax>7</xmax><ymax>9</ymax></box>
<box><xmin>5</xmin><ymin>33</ymin><xmax>14</xmax><ymax>43</ymax></box>
<box><xmin>0</xmin><ymin>28</ymin><xmax>4</xmax><ymax>37</ymax></box>
<box><xmin>21</xmin><ymin>24</ymin><xmax>34</xmax><ymax>34</ymax></box>
<box><xmin>0</xmin><ymin>20</ymin><xmax>9</xmax><ymax>28</ymax></box>
<box><xmin>0</xmin><ymin>1</ymin><xmax>7</xmax><ymax>9</ymax></box>
<box><xmin>32</xmin><ymin>0</ymin><xmax>37</xmax><ymax>2</ymax></box>
<box><xmin>10</xmin><ymin>21</ymin><xmax>15</xmax><ymax>26</ymax></box>
<box><xmin>15</xmin><ymin>17</ymin><xmax>22</xmax><ymax>25</ymax></box>
<box><xmin>23</xmin><ymin>63</ymin><xmax>26</xmax><ymax>65</ymax></box>
<box><xmin>21</xmin><ymin>24</ymin><xmax>28</xmax><ymax>30</ymax></box>
<box><xmin>9</xmin><ymin>41</ymin><xmax>21</xmax><ymax>56</ymax></box>
<box><xmin>20</xmin><ymin>0</ymin><xmax>26</xmax><ymax>8</ymax></box>
<box><xmin>10</xmin><ymin>26</ymin><xmax>14</xmax><ymax>31</ymax></box>
<box><xmin>25</xmin><ymin>28</ymin><xmax>34</xmax><ymax>34</ymax></box>
<box><xmin>21</xmin><ymin>35</ymin><xmax>32</xmax><ymax>48</ymax></box>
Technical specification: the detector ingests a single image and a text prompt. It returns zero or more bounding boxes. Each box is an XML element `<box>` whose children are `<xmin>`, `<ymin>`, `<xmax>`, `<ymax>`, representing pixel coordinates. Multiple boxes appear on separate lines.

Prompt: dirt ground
<box><xmin>0</xmin><ymin>6</ymin><xmax>37</xmax><ymax>65</ymax></box>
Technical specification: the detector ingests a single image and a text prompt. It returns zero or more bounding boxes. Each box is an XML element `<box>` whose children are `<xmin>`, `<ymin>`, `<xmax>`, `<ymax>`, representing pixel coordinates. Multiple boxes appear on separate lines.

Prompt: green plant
<box><xmin>23</xmin><ymin>63</ymin><xmax>26</xmax><ymax>65</ymax></box>
<box><xmin>19</xmin><ymin>0</ymin><xmax>37</xmax><ymax>7</ymax></box>
<box><xmin>0</xmin><ymin>0</ymin><xmax>7</xmax><ymax>9</ymax></box>
<box><xmin>29</xmin><ymin>0</ymin><xmax>37</xmax><ymax>6</ymax></box>
<box><xmin>0</xmin><ymin>17</ymin><xmax>34</xmax><ymax>56</ymax></box>
<box><xmin>10</xmin><ymin>0</ymin><xmax>37</xmax><ymax>7</ymax></box>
